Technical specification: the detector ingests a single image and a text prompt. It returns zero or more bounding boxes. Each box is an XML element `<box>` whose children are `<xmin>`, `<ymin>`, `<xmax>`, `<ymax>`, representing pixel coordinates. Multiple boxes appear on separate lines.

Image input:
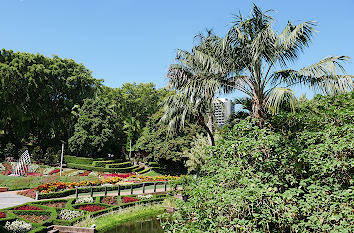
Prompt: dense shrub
<box><xmin>163</xmin><ymin>93</ymin><xmax>354</xmax><ymax>233</ymax></box>
<box><xmin>105</xmin><ymin>161</ymin><xmax>131</xmax><ymax>168</ymax></box>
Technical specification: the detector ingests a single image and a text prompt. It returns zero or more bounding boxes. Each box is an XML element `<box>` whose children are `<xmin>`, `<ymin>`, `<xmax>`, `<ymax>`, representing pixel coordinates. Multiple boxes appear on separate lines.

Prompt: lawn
<box><xmin>0</xmin><ymin>174</ymin><xmax>98</xmax><ymax>191</ymax></box>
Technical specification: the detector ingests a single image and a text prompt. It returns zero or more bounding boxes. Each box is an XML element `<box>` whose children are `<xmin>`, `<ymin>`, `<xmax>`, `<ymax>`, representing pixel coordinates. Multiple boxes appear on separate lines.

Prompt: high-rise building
<box><xmin>214</xmin><ymin>98</ymin><xmax>234</xmax><ymax>126</ymax></box>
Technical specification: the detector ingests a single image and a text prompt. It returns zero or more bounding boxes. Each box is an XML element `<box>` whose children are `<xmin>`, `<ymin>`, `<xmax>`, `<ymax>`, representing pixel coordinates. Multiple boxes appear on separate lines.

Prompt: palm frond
<box><xmin>272</xmin><ymin>56</ymin><xmax>354</xmax><ymax>93</ymax></box>
<box><xmin>275</xmin><ymin>21</ymin><xmax>317</xmax><ymax>66</ymax></box>
<box><xmin>266</xmin><ymin>87</ymin><xmax>296</xmax><ymax>115</ymax></box>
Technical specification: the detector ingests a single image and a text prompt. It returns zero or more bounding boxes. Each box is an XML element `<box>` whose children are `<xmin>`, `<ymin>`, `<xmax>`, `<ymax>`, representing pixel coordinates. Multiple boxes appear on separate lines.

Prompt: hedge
<box><xmin>92</xmin><ymin>160</ymin><xmax>119</xmax><ymax>167</ymax></box>
<box><xmin>0</xmin><ymin>194</ymin><xmax>167</xmax><ymax>232</ymax></box>
<box><xmin>105</xmin><ymin>161</ymin><xmax>132</xmax><ymax>168</ymax></box>
<box><xmin>38</xmin><ymin>182</ymin><xmax>169</xmax><ymax>199</ymax></box>
<box><xmin>138</xmin><ymin>168</ymin><xmax>150</xmax><ymax>174</ymax></box>
<box><xmin>63</xmin><ymin>155</ymin><xmax>106</xmax><ymax>165</ymax></box>
<box><xmin>67</xmin><ymin>163</ymin><xmax>139</xmax><ymax>172</ymax></box>
<box><xmin>132</xmin><ymin>166</ymin><xmax>145</xmax><ymax>173</ymax></box>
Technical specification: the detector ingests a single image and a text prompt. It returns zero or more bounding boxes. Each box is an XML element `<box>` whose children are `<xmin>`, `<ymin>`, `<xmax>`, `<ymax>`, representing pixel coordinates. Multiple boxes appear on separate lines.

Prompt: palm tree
<box><xmin>216</xmin><ymin>4</ymin><xmax>353</xmax><ymax>126</ymax></box>
<box><xmin>162</xmin><ymin>31</ymin><xmax>231</xmax><ymax>146</ymax></box>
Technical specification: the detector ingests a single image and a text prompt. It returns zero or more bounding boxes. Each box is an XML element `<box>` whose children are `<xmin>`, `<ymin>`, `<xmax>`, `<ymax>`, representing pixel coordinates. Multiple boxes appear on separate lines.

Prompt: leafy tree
<box><xmin>68</xmin><ymin>98</ymin><xmax>118</xmax><ymax>157</ymax></box>
<box><xmin>163</xmin><ymin>92</ymin><xmax>353</xmax><ymax>233</ymax></box>
<box><xmin>101</xmin><ymin>83</ymin><xmax>169</xmax><ymax>152</ymax></box>
<box><xmin>0</xmin><ymin>49</ymin><xmax>100</xmax><ymax>157</ymax></box>
<box><xmin>134</xmin><ymin>109</ymin><xmax>202</xmax><ymax>174</ymax></box>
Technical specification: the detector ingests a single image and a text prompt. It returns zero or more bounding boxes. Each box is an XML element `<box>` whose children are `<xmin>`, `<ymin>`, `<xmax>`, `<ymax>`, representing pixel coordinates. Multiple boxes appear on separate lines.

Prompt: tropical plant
<box><xmin>215</xmin><ymin>5</ymin><xmax>353</xmax><ymax>126</ymax></box>
<box><xmin>162</xmin><ymin>92</ymin><xmax>354</xmax><ymax>233</ymax></box>
<box><xmin>163</xmin><ymin>31</ymin><xmax>232</xmax><ymax>145</ymax></box>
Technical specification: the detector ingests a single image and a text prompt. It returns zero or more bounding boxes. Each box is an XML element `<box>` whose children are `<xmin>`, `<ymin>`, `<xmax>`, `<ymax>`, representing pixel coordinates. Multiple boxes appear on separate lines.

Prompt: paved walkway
<box><xmin>0</xmin><ymin>191</ymin><xmax>34</xmax><ymax>209</ymax></box>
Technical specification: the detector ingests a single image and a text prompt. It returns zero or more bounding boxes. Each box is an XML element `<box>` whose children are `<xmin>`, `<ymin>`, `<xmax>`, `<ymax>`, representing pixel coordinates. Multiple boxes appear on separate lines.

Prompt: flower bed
<box><xmin>17</xmin><ymin>189</ymin><xmax>37</xmax><ymax>199</ymax></box>
<box><xmin>101</xmin><ymin>196</ymin><xmax>117</xmax><ymax>205</ymax></box>
<box><xmin>58</xmin><ymin>209</ymin><xmax>84</xmax><ymax>221</ymax></box>
<box><xmin>13</xmin><ymin>205</ymin><xmax>44</xmax><ymax>211</ymax></box>
<box><xmin>49</xmin><ymin>169</ymin><xmax>60</xmax><ymax>175</ymax></box>
<box><xmin>78</xmin><ymin>204</ymin><xmax>106</xmax><ymax>212</ymax></box>
<box><xmin>18</xmin><ymin>214</ymin><xmax>50</xmax><ymax>223</ymax></box>
<box><xmin>0</xmin><ymin>194</ymin><xmax>167</xmax><ymax>232</ymax></box>
<box><xmin>122</xmin><ymin>196</ymin><xmax>139</xmax><ymax>203</ymax></box>
<box><xmin>75</xmin><ymin>197</ymin><xmax>93</xmax><ymax>204</ymax></box>
<box><xmin>78</xmin><ymin>170</ymin><xmax>92</xmax><ymax>176</ymax></box>
<box><xmin>41</xmin><ymin>201</ymin><xmax>67</xmax><ymax>208</ymax></box>
<box><xmin>102</xmin><ymin>173</ymin><xmax>133</xmax><ymax>178</ymax></box>
<box><xmin>4</xmin><ymin>220</ymin><xmax>32</xmax><ymax>233</ymax></box>
<box><xmin>0</xmin><ymin>212</ymin><xmax>6</xmax><ymax>218</ymax></box>
<box><xmin>25</xmin><ymin>172</ymin><xmax>42</xmax><ymax>176</ymax></box>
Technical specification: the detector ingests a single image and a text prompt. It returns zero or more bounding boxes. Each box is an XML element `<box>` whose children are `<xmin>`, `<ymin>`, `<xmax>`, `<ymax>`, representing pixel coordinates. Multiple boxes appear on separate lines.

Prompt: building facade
<box><xmin>214</xmin><ymin>98</ymin><xmax>234</xmax><ymax>126</ymax></box>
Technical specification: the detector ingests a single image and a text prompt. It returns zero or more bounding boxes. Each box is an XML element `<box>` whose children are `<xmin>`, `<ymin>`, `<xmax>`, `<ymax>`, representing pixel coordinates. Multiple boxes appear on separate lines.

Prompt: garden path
<box><xmin>0</xmin><ymin>190</ymin><xmax>34</xmax><ymax>209</ymax></box>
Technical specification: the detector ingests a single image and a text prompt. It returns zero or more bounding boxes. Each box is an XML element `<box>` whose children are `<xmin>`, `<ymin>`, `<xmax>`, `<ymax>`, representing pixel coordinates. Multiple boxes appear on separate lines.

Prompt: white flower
<box><xmin>4</xmin><ymin>220</ymin><xmax>32</xmax><ymax>233</ymax></box>
<box><xmin>138</xmin><ymin>194</ymin><xmax>153</xmax><ymax>199</ymax></box>
<box><xmin>58</xmin><ymin>209</ymin><xmax>84</xmax><ymax>220</ymax></box>
<box><xmin>75</xmin><ymin>197</ymin><xmax>93</xmax><ymax>204</ymax></box>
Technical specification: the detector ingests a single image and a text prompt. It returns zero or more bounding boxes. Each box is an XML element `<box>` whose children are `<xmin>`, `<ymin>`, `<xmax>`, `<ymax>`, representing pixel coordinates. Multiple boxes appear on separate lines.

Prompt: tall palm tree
<box><xmin>162</xmin><ymin>32</ymin><xmax>231</xmax><ymax>146</ymax></box>
<box><xmin>217</xmin><ymin>4</ymin><xmax>353</xmax><ymax>126</ymax></box>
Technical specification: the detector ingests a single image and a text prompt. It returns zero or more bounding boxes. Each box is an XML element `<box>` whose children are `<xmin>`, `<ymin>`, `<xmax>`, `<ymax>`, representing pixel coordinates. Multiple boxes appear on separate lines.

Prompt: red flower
<box><xmin>78</xmin><ymin>205</ymin><xmax>106</xmax><ymax>212</ymax></box>
<box><xmin>79</xmin><ymin>171</ymin><xmax>92</xmax><ymax>176</ymax></box>
<box><xmin>14</xmin><ymin>205</ymin><xmax>44</xmax><ymax>210</ymax></box>
<box><xmin>122</xmin><ymin>196</ymin><xmax>139</xmax><ymax>203</ymax></box>
<box><xmin>49</xmin><ymin>169</ymin><xmax>60</xmax><ymax>175</ymax></box>
<box><xmin>103</xmin><ymin>173</ymin><xmax>133</xmax><ymax>178</ymax></box>
<box><xmin>0</xmin><ymin>212</ymin><xmax>6</xmax><ymax>218</ymax></box>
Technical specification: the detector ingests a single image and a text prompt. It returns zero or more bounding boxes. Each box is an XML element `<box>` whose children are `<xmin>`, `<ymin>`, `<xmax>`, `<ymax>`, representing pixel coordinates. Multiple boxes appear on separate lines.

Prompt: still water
<box><xmin>104</xmin><ymin>218</ymin><xmax>164</xmax><ymax>233</ymax></box>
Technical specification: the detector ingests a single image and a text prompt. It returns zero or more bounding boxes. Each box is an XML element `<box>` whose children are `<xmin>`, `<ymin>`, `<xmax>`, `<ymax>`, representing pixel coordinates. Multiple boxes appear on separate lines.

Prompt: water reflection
<box><xmin>104</xmin><ymin>218</ymin><xmax>163</xmax><ymax>233</ymax></box>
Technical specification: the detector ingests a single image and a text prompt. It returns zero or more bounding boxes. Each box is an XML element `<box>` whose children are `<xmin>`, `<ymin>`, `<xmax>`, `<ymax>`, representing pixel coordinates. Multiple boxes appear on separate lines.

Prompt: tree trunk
<box><xmin>252</xmin><ymin>97</ymin><xmax>267</xmax><ymax>127</ymax></box>
<box><xmin>198</xmin><ymin>113</ymin><xmax>215</xmax><ymax>146</ymax></box>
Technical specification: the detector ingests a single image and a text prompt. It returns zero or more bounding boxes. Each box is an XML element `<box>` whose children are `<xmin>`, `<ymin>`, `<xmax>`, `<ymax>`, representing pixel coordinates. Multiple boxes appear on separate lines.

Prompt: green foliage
<box><xmin>105</xmin><ymin>161</ymin><xmax>132</xmax><ymax>168</ymax></box>
<box><xmin>134</xmin><ymin>109</ymin><xmax>202</xmax><ymax>174</ymax></box>
<box><xmin>68</xmin><ymin>98</ymin><xmax>118</xmax><ymax>156</ymax></box>
<box><xmin>182</xmin><ymin>134</ymin><xmax>209</xmax><ymax>173</ymax></box>
<box><xmin>163</xmin><ymin>92</ymin><xmax>354</xmax><ymax>233</ymax></box>
<box><xmin>0</xmin><ymin>49</ymin><xmax>100</xmax><ymax>158</ymax></box>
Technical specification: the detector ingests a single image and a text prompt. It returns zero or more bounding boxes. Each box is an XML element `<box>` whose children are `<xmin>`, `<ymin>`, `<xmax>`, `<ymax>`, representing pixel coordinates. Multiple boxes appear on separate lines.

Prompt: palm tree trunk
<box><xmin>198</xmin><ymin>113</ymin><xmax>215</xmax><ymax>146</ymax></box>
<box><xmin>252</xmin><ymin>97</ymin><xmax>267</xmax><ymax>127</ymax></box>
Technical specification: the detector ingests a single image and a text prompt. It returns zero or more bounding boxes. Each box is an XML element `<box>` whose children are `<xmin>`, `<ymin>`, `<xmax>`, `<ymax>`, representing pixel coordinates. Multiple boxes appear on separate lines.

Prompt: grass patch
<box><xmin>0</xmin><ymin>174</ymin><xmax>98</xmax><ymax>191</ymax></box>
<box><xmin>143</xmin><ymin>170</ymin><xmax>164</xmax><ymax>177</ymax></box>
<box><xmin>75</xmin><ymin>204</ymin><xmax>166</xmax><ymax>232</ymax></box>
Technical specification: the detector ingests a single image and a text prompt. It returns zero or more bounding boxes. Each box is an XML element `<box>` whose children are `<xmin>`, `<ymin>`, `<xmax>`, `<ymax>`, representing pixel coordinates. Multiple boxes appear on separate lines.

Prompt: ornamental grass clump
<box><xmin>58</xmin><ymin>209</ymin><xmax>84</xmax><ymax>221</ymax></box>
<box><xmin>4</xmin><ymin>220</ymin><xmax>32</xmax><ymax>233</ymax></box>
<box><xmin>75</xmin><ymin>197</ymin><xmax>93</xmax><ymax>204</ymax></box>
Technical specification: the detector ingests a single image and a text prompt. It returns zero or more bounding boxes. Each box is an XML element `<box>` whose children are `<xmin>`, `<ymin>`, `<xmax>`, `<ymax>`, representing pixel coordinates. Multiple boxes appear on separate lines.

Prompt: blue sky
<box><xmin>0</xmin><ymin>0</ymin><xmax>353</xmax><ymax>98</ymax></box>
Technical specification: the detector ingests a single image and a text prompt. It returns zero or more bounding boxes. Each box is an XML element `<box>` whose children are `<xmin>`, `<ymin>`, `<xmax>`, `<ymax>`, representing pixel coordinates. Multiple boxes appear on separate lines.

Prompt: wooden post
<box><xmin>164</xmin><ymin>182</ymin><xmax>167</xmax><ymax>192</ymax></box>
<box><xmin>75</xmin><ymin>188</ymin><xmax>78</xmax><ymax>198</ymax></box>
<box><xmin>153</xmin><ymin>182</ymin><xmax>157</xmax><ymax>193</ymax></box>
<box><xmin>104</xmin><ymin>186</ymin><xmax>108</xmax><ymax>196</ymax></box>
<box><xmin>118</xmin><ymin>185</ymin><xmax>121</xmax><ymax>196</ymax></box>
<box><xmin>130</xmin><ymin>185</ymin><xmax>133</xmax><ymax>195</ymax></box>
<box><xmin>142</xmin><ymin>183</ymin><xmax>145</xmax><ymax>194</ymax></box>
<box><xmin>90</xmin><ymin>187</ymin><xmax>93</xmax><ymax>197</ymax></box>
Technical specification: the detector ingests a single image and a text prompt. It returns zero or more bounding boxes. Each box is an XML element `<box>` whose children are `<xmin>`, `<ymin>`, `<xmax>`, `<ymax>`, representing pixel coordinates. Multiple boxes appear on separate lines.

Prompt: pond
<box><xmin>103</xmin><ymin>218</ymin><xmax>163</xmax><ymax>233</ymax></box>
